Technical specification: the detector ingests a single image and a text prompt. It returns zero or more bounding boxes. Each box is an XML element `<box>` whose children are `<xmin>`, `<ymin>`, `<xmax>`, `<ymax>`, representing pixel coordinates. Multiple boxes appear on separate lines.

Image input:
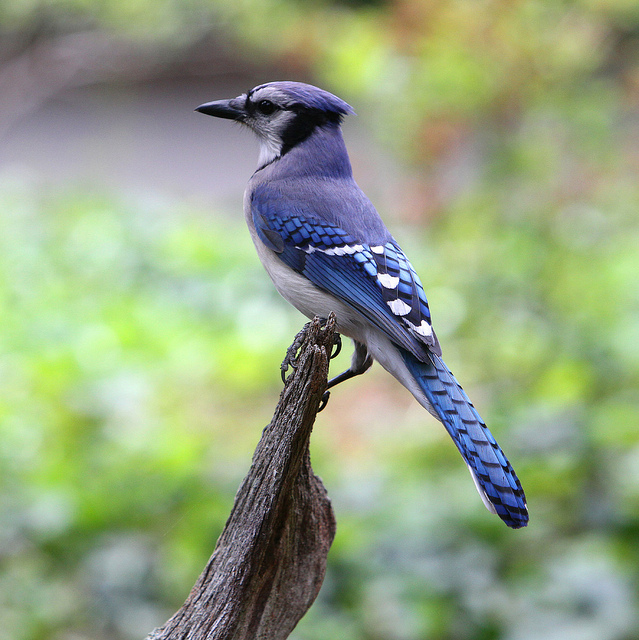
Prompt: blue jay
<box><xmin>196</xmin><ymin>81</ymin><xmax>528</xmax><ymax>529</ymax></box>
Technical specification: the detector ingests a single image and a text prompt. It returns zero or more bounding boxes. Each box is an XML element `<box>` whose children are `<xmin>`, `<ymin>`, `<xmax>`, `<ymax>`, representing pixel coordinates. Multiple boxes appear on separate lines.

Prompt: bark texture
<box><xmin>147</xmin><ymin>315</ymin><xmax>338</xmax><ymax>640</ymax></box>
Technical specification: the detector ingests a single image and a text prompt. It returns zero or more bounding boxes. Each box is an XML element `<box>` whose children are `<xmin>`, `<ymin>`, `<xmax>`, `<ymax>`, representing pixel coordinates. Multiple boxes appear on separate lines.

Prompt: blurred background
<box><xmin>1</xmin><ymin>1</ymin><xmax>639</xmax><ymax>638</ymax></box>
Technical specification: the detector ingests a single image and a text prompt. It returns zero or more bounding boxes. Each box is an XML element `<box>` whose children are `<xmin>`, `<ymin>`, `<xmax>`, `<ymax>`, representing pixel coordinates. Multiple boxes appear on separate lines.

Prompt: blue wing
<box><xmin>251</xmin><ymin>185</ymin><xmax>441</xmax><ymax>360</ymax></box>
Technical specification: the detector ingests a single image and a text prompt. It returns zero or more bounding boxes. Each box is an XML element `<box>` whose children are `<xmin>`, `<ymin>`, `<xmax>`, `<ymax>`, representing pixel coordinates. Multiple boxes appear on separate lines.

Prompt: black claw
<box><xmin>330</xmin><ymin>333</ymin><xmax>342</xmax><ymax>360</ymax></box>
<box><xmin>318</xmin><ymin>390</ymin><xmax>330</xmax><ymax>412</ymax></box>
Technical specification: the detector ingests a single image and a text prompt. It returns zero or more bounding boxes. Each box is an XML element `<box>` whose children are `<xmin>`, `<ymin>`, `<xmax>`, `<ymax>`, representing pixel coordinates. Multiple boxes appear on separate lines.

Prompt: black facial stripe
<box><xmin>280</xmin><ymin>111</ymin><xmax>318</xmax><ymax>155</ymax></box>
<box><xmin>280</xmin><ymin>108</ymin><xmax>342</xmax><ymax>155</ymax></box>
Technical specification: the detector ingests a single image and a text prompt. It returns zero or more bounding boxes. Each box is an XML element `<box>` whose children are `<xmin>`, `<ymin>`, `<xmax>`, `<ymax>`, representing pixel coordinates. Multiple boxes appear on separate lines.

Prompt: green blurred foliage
<box><xmin>2</xmin><ymin>0</ymin><xmax>639</xmax><ymax>639</ymax></box>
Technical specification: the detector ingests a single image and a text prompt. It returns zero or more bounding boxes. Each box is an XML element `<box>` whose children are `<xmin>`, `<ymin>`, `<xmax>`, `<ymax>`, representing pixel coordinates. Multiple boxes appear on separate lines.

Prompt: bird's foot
<box><xmin>281</xmin><ymin>315</ymin><xmax>341</xmax><ymax>413</ymax></box>
<box><xmin>280</xmin><ymin>322</ymin><xmax>311</xmax><ymax>383</ymax></box>
<box><xmin>281</xmin><ymin>316</ymin><xmax>342</xmax><ymax>386</ymax></box>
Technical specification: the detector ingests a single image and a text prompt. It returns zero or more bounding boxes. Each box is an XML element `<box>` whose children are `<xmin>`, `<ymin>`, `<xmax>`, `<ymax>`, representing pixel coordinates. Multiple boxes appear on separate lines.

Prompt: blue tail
<box><xmin>400</xmin><ymin>348</ymin><xmax>528</xmax><ymax>528</ymax></box>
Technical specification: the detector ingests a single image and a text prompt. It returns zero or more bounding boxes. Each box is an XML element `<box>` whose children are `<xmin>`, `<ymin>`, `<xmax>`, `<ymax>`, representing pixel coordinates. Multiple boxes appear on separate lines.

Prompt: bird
<box><xmin>195</xmin><ymin>81</ymin><xmax>528</xmax><ymax>529</ymax></box>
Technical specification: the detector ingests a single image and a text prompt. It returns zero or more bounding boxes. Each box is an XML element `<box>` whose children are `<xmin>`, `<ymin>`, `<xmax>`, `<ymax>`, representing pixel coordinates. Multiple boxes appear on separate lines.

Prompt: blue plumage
<box><xmin>196</xmin><ymin>81</ymin><xmax>528</xmax><ymax>528</ymax></box>
<box><xmin>400</xmin><ymin>348</ymin><xmax>527</xmax><ymax>528</ymax></box>
<box><xmin>252</xmin><ymin>189</ymin><xmax>439</xmax><ymax>361</ymax></box>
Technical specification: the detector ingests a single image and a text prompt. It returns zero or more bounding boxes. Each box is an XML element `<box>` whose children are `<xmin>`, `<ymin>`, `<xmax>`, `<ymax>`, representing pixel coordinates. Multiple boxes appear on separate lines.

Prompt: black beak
<box><xmin>195</xmin><ymin>98</ymin><xmax>245</xmax><ymax>121</ymax></box>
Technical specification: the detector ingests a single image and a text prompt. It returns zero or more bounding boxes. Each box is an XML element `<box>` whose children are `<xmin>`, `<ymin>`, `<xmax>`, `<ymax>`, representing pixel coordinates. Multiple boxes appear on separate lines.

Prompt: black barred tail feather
<box><xmin>400</xmin><ymin>348</ymin><xmax>528</xmax><ymax>528</ymax></box>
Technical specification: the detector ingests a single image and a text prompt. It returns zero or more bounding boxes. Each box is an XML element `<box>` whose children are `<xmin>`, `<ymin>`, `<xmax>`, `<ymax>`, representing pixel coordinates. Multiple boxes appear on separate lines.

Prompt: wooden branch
<box><xmin>147</xmin><ymin>315</ymin><xmax>338</xmax><ymax>640</ymax></box>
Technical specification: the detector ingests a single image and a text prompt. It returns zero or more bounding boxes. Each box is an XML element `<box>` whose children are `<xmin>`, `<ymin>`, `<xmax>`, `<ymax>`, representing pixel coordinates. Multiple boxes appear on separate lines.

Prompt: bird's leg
<box><xmin>326</xmin><ymin>340</ymin><xmax>373</xmax><ymax>390</ymax></box>
<box><xmin>318</xmin><ymin>340</ymin><xmax>373</xmax><ymax>411</ymax></box>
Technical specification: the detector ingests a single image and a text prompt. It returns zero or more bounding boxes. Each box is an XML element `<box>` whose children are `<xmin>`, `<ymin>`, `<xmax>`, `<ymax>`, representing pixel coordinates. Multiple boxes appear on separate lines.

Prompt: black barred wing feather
<box><xmin>367</xmin><ymin>242</ymin><xmax>441</xmax><ymax>356</ymax></box>
<box><xmin>252</xmin><ymin>201</ymin><xmax>440</xmax><ymax>361</ymax></box>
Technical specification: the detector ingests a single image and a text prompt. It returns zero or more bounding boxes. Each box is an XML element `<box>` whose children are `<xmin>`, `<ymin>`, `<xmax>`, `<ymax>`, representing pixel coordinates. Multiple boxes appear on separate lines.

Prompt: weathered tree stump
<box><xmin>147</xmin><ymin>315</ymin><xmax>338</xmax><ymax>640</ymax></box>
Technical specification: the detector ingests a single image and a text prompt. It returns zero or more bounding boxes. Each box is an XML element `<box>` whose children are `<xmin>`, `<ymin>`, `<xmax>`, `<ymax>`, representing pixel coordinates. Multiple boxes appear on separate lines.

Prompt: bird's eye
<box><xmin>257</xmin><ymin>100</ymin><xmax>277</xmax><ymax>115</ymax></box>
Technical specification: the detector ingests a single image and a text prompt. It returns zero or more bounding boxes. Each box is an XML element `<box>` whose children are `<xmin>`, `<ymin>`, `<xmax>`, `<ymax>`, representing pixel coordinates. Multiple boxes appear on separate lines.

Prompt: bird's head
<box><xmin>196</xmin><ymin>81</ymin><xmax>354</xmax><ymax>168</ymax></box>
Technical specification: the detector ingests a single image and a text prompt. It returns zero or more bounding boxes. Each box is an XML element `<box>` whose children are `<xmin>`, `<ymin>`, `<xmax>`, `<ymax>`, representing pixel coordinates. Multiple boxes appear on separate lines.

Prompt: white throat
<box><xmin>252</xmin><ymin>109</ymin><xmax>297</xmax><ymax>169</ymax></box>
<box><xmin>257</xmin><ymin>135</ymin><xmax>282</xmax><ymax>168</ymax></box>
